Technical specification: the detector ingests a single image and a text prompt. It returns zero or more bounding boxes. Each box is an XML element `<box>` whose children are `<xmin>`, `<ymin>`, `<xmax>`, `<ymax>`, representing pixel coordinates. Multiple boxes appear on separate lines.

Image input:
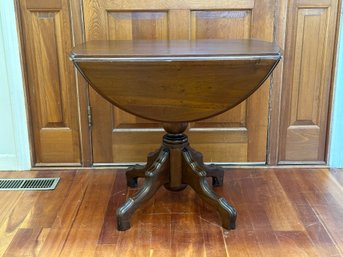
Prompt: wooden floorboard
<box><xmin>0</xmin><ymin>168</ymin><xmax>342</xmax><ymax>257</ymax></box>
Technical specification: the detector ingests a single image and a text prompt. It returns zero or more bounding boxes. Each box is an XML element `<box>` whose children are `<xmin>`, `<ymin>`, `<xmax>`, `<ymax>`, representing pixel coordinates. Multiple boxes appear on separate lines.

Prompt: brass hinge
<box><xmin>87</xmin><ymin>105</ymin><xmax>92</xmax><ymax>127</ymax></box>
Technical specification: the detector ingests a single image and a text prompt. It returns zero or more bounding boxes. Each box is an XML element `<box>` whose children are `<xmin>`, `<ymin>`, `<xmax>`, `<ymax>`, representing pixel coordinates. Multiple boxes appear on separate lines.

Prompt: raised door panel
<box><xmin>19</xmin><ymin>0</ymin><xmax>81</xmax><ymax>165</ymax></box>
<box><xmin>279</xmin><ymin>0</ymin><xmax>338</xmax><ymax>163</ymax></box>
<box><xmin>191</xmin><ymin>10</ymin><xmax>252</xmax><ymax>39</ymax></box>
<box><xmin>84</xmin><ymin>0</ymin><xmax>276</xmax><ymax>164</ymax></box>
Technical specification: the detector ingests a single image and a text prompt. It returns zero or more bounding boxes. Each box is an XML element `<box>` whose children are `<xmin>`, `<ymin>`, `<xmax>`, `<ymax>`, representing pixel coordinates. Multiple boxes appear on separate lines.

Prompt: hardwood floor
<box><xmin>0</xmin><ymin>168</ymin><xmax>342</xmax><ymax>257</ymax></box>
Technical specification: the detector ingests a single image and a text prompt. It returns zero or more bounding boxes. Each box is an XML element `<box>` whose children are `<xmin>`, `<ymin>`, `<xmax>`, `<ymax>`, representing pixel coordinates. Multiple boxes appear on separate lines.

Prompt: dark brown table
<box><xmin>70</xmin><ymin>39</ymin><xmax>281</xmax><ymax>231</ymax></box>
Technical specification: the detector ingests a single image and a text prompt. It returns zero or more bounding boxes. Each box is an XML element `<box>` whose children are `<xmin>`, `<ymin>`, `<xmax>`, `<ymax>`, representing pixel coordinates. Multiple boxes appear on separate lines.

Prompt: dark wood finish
<box><xmin>1</xmin><ymin>168</ymin><xmax>343</xmax><ymax>256</ymax></box>
<box><xmin>71</xmin><ymin>39</ymin><xmax>281</xmax><ymax>122</ymax></box>
<box><xmin>71</xmin><ymin>39</ymin><xmax>281</xmax><ymax>58</ymax></box>
<box><xmin>70</xmin><ymin>39</ymin><xmax>280</xmax><ymax>230</ymax></box>
<box><xmin>117</xmin><ymin>123</ymin><xmax>236</xmax><ymax>231</ymax></box>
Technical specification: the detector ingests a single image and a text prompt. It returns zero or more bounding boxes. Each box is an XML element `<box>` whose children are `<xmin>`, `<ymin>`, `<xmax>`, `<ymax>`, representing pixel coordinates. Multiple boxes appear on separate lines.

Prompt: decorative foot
<box><xmin>117</xmin><ymin>149</ymin><xmax>169</xmax><ymax>231</ymax></box>
<box><xmin>182</xmin><ymin>148</ymin><xmax>236</xmax><ymax>230</ymax></box>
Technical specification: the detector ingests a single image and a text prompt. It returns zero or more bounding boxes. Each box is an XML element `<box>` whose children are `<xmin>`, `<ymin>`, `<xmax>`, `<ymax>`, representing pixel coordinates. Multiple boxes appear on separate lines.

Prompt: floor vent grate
<box><xmin>0</xmin><ymin>178</ymin><xmax>60</xmax><ymax>191</ymax></box>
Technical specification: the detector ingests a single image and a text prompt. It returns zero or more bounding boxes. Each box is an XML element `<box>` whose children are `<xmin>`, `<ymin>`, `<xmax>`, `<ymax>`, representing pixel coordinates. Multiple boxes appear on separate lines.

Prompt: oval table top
<box><xmin>70</xmin><ymin>39</ymin><xmax>281</xmax><ymax>122</ymax></box>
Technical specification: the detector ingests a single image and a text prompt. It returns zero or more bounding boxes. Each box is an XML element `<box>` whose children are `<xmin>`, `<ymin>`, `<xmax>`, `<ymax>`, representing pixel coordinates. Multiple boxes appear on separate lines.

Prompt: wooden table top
<box><xmin>70</xmin><ymin>40</ymin><xmax>281</xmax><ymax>122</ymax></box>
<box><xmin>70</xmin><ymin>39</ymin><xmax>281</xmax><ymax>60</ymax></box>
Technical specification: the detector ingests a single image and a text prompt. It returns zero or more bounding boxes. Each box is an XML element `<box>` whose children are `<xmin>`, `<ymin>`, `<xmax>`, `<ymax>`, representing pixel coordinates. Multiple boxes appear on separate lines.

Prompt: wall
<box><xmin>0</xmin><ymin>0</ymin><xmax>31</xmax><ymax>170</ymax></box>
<box><xmin>329</xmin><ymin>7</ymin><xmax>343</xmax><ymax>168</ymax></box>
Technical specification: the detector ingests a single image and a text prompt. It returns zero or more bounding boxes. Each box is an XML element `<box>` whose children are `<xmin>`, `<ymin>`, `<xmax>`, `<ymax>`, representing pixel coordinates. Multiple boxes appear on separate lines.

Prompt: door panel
<box><xmin>279</xmin><ymin>0</ymin><xmax>338</xmax><ymax>163</ymax></box>
<box><xmin>107</xmin><ymin>12</ymin><xmax>169</xmax><ymax>40</ymax></box>
<box><xmin>83</xmin><ymin>0</ymin><xmax>276</xmax><ymax>163</ymax></box>
<box><xmin>19</xmin><ymin>0</ymin><xmax>81</xmax><ymax>165</ymax></box>
<box><xmin>191</xmin><ymin>10</ymin><xmax>252</xmax><ymax>39</ymax></box>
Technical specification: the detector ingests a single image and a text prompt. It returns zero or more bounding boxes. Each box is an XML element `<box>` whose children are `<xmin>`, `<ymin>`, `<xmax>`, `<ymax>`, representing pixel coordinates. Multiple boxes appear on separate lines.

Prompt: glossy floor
<box><xmin>0</xmin><ymin>168</ymin><xmax>342</xmax><ymax>257</ymax></box>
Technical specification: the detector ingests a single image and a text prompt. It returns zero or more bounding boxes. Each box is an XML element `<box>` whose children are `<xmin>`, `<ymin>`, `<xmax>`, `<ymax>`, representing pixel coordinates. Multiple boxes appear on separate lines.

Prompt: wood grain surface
<box><xmin>18</xmin><ymin>0</ymin><xmax>81</xmax><ymax>165</ymax></box>
<box><xmin>278</xmin><ymin>0</ymin><xmax>339</xmax><ymax>163</ymax></box>
<box><xmin>71</xmin><ymin>39</ymin><xmax>280</xmax><ymax>122</ymax></box>
<box><xmin>70</xmin><ymin>39</ymin><xmax>281</xmax><ymax>58</ymax></box>
<box><xmin>1</xmin><ymin>168</ymin><xmax>343</xmax><ymax>257</ymax></box>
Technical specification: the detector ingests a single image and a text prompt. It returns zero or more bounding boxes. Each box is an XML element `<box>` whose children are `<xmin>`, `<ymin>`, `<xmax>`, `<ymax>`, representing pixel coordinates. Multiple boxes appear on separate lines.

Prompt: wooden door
<box><xmin>83</xmin><ymin>0</ymin><xmax>276</xmax><ymax>164</ymax></box>
<box><xmin>18</xmin><ymin>0</ymin><xmax>82</xmax><ymax>165</ymax></box>
<box><xmin>278</xmin><ymin>0</ymin><xmax>339</xmax><ymax>163</ymax></box>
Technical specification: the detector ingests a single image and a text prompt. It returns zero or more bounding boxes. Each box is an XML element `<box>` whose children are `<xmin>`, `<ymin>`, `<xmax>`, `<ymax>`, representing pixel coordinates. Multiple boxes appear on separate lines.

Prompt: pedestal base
<box><xmin>116</xmin><ymin>124</ymin><xmax>237</xmax><ymax>231</ymax></box>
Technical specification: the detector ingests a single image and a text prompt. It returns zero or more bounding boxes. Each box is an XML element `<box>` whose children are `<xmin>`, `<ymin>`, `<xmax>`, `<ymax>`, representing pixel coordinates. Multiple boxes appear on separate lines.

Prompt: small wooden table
<box><xmin>70</xmin><ymin>40</ymin><xmax>281</xmax><ymax>231</ymax></box>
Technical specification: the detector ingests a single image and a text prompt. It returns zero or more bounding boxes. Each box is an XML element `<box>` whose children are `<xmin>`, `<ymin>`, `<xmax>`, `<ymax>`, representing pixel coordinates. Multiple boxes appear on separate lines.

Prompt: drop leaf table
<box><xmin>70</xmin><ymin>39</ymin><xmax>281</xmax><ymax>231</ymax></box>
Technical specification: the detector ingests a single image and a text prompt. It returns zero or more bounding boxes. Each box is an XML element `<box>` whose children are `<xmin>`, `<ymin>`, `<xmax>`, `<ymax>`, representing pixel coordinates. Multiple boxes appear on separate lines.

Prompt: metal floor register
<box><xmin>0</xmin><ymin>178</ymin><xmax>60</xmax><ymax>191</ymax></box>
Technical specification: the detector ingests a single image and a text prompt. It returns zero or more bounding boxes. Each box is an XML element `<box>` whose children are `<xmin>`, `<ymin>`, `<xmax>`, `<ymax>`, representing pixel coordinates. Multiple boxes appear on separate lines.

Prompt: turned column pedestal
<box><xmin>116</xmin><ymin>122</ymin><xmax>237</xmax><ymax>231</ymax></box>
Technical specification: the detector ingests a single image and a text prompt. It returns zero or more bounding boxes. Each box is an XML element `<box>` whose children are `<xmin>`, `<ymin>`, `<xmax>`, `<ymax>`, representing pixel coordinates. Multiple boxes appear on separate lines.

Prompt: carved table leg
<box><xmin>117</xmin><ymin>148</ymin><xmax>170</xmax><ymax>231</ymax></box>
<box><xmin>188</xmin><ymin>147</ymin><xmax>224</xmax><ymax>187</ymax></box>
<box><xmin>182</xmin><ymin>148</ymin><xmax>236</xmax><ymax>230</ymax></box>
<box><xmin>118</xmin><ymin>122</ymin><xmax>236</xmax><ymax>231</ymax></box>
<box><xmin>126</xmin><ymin>150</ymin><xmax>160</xmax><ymax>188</ymax></box>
